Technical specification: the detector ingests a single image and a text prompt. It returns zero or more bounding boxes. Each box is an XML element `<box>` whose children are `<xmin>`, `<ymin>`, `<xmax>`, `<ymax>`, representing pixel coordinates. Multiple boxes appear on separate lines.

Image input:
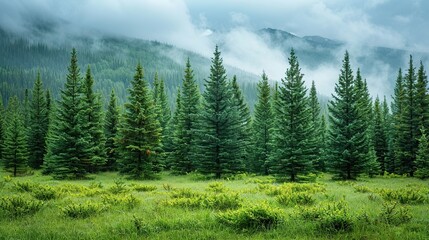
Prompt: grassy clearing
<box><xmin>0</xmin><ymin>171</ymin><xmax>428</xmax><ymax>239</ymax></box>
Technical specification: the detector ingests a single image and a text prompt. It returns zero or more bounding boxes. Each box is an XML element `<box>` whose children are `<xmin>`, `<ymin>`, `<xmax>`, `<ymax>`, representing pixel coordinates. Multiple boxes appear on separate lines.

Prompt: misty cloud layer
<box><xmin>1</xmin><ymin>0</ymin><xmax>428</xmax><ymax>98</ymax></box>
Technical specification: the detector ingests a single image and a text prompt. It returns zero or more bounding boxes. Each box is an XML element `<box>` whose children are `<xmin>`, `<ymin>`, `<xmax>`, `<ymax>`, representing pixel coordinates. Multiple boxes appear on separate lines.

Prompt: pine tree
<box><xmin>0</xmin><ymin>95</ymin><xmax>4</xmax><ymax>163</ymax></box>
<box><xmin>383</xmin><ymin>97</ymin><xmax>395</xmax><ymax>173</ymax></box>
<box><xmin>373</xmin><ymin>97</ymin><xmax>388</xmax><ymax>173</ymax></box>
<box><xmin>309</xmin><ymin>81</ymin><xmax>324</xmax><ymax>172</ymax></box>
<box><xmin>81</xmin><ymin>66</ymin><xmax>106</xmax><ymax>172</ymax></box>
<box><xmin>172</xmin><ymin>58</ymin><xmax>201</xmax><ymax>174</ymax></box>
<box><xmin>318</xmin><ymin>116</ymin><xmax>328</xmax><ymax>172</ymax></box>
<box><xmin>45</xmin><ymin>48</ymin><xmax>89</xmax><ymax>179</ymax></box>
<box><xmin>231</xmin><ymin>75</ymin><xmax>252</xmax><ymax>169</ymax></box>
<box><xmin>401</xmin><ymin>55</ymin><xmax>418</xmax><ymax>175</ymax></box>
<box><xmin>415</xmin><ymin>61</ymin><xmax>429</xmax><ymax>135</ymax></box>
<box><xmin>117</xmin><ymin>63</ymin><xmax>162</xmax><ymax>179</ymax></box>
<box><xmin>27</xmin><ymin>72</ymin><xmax>49</xmax><ymax>169</ymax></box>
<box><xmin>3</xmin><ymin>96</ymin><xmax>28</xmax><ymax>176</ymax></box>
<box><xmin>252</xmin><ymin>72</ymin><xmax>273</xmax><ymax>175</ymax></box>
<box><xmin>195</xmin><ymin>46</ymin><xmax>243</xmax><ymax>178</ymax></box>
<box><xmin>104</xmin><ymin>89</ymin><xmax>120</xmax><ymax>171</ymax></box>
<box><xmin>23</xmin><ymin>89</ymin><xmax>30</xmax><ymax>130</ymax></box>
<box><xmin>270</xmin><ymin>49</ymin><xmax>314</xmax><ymax>181</ymax></box>
<box><xmin>328</xmin><ymin>51</ymin><xmax>368</xmax><ymax>180</ymax></box>
<box><xmin>392</xmin><ymin>68</ymin><xmax>406</xmax><ymax>174</ymax></box>
<box><xmin>153</xmin><ymin>73</ymin><xmax>171</xmax><ymax>163</ymax></box>
<box><xmin>415</xmin><ymin>128</ymin><xmax>429</xmax><ymax>179</ymax></box>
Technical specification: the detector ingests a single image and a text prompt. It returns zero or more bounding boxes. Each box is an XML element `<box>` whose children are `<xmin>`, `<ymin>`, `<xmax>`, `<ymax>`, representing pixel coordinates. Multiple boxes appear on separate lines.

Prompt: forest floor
<box><xmin>0</xmin><ymin>171</ymin><xmax>428</xmax><ymax>239</ymax></box>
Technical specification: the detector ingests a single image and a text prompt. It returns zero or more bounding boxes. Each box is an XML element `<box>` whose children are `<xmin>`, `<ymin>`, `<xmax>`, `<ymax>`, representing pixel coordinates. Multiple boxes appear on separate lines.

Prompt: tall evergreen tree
<box><xmin>195</xmin><ymin>46</ymin><xmax>243</xmax><ymax>178</ymax></box>
<box><xmin>252</xmin><ymin>71</ymin><xmax>273</xmax><ymax>175</ymax></box>
<box><xmin>270</xmin><ymin>49</ymin><xmax>314</xmax><ymax>181</ymax></box>
<box><xmin>328</xmin><ymin>51</ymin><xmax>368</xmax><ymax>180</ymax></box>
<box><xmin>383</xmin><ymin>97</ymin><xmax>395</xmax><ymax>173</ymax></box>
<box><xmin>23</xmin><ymin>89</ymin><xmax>30</xmax><ymax>130</ymax></box>
<box><xmin>104</xmin><ymin>89</ymin><xmax>120</xmax><ymax>171</ymax></box>
<box><xmin>415</xmin><ymin>128</ymin><xmax>429</xmax><ymax>179</ymax></box>
<box><xmin>81</xmin><ymin>66</ymin><xmax>106</xmax><ymax>172</ymax></box>
<box><xmin>152</xmin><ymin>73</ymin><xmax>171</xmax><ymax>162</ymax></box>
<box><xmin>231</xmin><ymin>75</ymin><xmax>252</xmax><ymax>169</ymax></box>
<box><xmin>117</xmin><ymin>63</ymin><xmax>162</xmax><ymax>179</ymax></box>
<box><xmin>373</xmin><ymin>97</ymin><xmax>388</xmax><ymax>173</ymax></box>
<box><xmin>172</xmin><ymin>58</ymin><xmax>201</xmax><ymax>174</ymax></box>
<box><xmin>45</xmin><ymin>48</ymin><xmax>90</xmax><ymax>179</ymax></box>
<box><xmin>309</xmin><ymin>81</ymin><xmax>324</xmax><ymax>172</ymax></box>
<box><xmin>0</xmin><ymin>95</ymin><xmax>4</xmax><ymax>163</ymax></box>
<box><xmin>415</xmin><ymin>61</ymin><xmax>429</xmax><ymax>135</ymax></box>
<box><xmin>392</xmin><ymin>68</ymin><xmax>406</xmax><ymax>174</ymax></box>
<box><xmin>27</xmin><ymin>72</ymin><xmax>49</xmax><ymax>169</ymax></box>
<box><xmin>401</xmin><ymin>55</ymin><xmax>418</xmax><ymax>175</ymax></box>
<box><xmin>3</xmin><ymin>96</ymin><xmax>28</xmax><ymax>176</ymax></box>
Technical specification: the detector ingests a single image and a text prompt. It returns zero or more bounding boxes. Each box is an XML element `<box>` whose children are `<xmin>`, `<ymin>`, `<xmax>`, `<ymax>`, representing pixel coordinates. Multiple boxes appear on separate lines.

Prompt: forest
<box><xmin>1</xmin><ymin>44</ymin><xmax>429</xmax><ymax>180</ymax></box>
<box><xmin>1</xmin><ymin>45</ymin><xmax>429</xmax><ymax>239</ymax></box>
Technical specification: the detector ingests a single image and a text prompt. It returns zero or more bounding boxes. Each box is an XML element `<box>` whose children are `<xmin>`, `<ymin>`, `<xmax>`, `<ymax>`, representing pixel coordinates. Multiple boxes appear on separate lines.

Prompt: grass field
<box><xmin>0</xmin><ymin>171</ymin><xmax>428</xmax><ymax>240</ymax></box>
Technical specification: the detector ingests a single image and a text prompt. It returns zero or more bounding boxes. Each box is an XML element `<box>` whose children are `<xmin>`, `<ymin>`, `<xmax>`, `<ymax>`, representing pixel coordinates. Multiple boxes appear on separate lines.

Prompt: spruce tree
<box><xmin>81</xmin><ymin>66</ymin><xmax>106</xmax><ymax>172</ymax></box>
<box><xmin>153</xmin><ymin>73</ymin><xmax>171</xmax><ymax>162</ymax></box>
<box><xmin>270</xmin><ymin>49</ymin><xmax>314</xmax><ymax>181</ymax></box>
<box><xmin>45</xmin><ymin>48</ymin><xmax>89</xmax><ymax>179</ymax></box>
<box><xmin>252</xmin><ymin>72</ymin><xmax>273</xmax><ymax>175</ymax></box>
<box><xmin>373</xmin><ymin>97</ymin><xmax>388</xmax><ymax>173</ymax></box>
<box><xmin>392</xmin><ymin>69</ymin><xmax>406</xmax><ymax>174</ymax></box>
<box><xmin>23</xmin><ymin>89</ymin><xmax>30</xmax><ymax>130</ymax></box>
<box><xmin>383</xmin><ymin>97</ymin><xmax>395</xmax><ymax>173</ymax></box>
<box><xmin>3</xmin><ymin>96</ymin><xmax>28</xmax><ymax>176</ymax></box>
<box><xmin>117</xmin><ymin>63</ymin><xmax>162</xmax><ymax>179</ymax></box>
<box><xmin>328</xmin><ymin>51</ymin><xmax>368</xmax><ymax>180</ymax></box>
<box><xmin>172</xmin><ymin>58</ymin><xmax>201</xmax><ymax>174</ymax></box>
<box><xmin>401</xmin><ymin>55</ymin><xmax>418</xmax><ymax>175</ymax></box>
<box><xmin>104</xmin><ymin>89</ymin><xmax>120</xmax><ymax>171</ymax></box>
<box><xmin>0</xmin><ymin>95</ymin><xmax>4</xmax><ymax>163</ymax></box>
<box><xmin>309</xmin><ymin>81</ymin><xmax>324</xmax><ymax>172</ymax></box>
<box><xmin>195</xmin><ymin>46</ymin><xmax>243</xmax><ymax>178</ymax></box>
<box><xmin>231</xmin><ymin>75</ymin><xmax>252</xmax><ymax>169</ymax></box>
<box><xmin>27</xmin><ymin>72</ymin><xmax>49</xmax><ymax>169</ymax></box>
<box><xmin>415</xmin><ymin>61</ymin><xmax>429</xmax><ymax>135</ymax></box>
<box><xmin>415</xmin><ymin>128</ymin><xmax>429</xmax><ymax>179</ymax></box>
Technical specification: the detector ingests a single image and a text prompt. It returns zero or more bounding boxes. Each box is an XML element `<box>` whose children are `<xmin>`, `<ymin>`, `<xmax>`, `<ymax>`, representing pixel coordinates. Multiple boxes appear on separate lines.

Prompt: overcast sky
<box><xmin>1</xmin><ymin>0</ymin><xmax>428</xmax><ymax>51</ymax></box>
<box><xmin>1</xmin><ymin>0</ymin><xmax>428</xmax><ymax>97</ymax></box>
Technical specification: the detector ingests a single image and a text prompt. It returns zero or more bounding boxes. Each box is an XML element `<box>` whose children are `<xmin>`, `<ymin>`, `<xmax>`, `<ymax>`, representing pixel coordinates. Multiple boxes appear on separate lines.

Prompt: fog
<box><xmin>1</xmin><ymin>0</ymin><xmax>427</xmax><ymax>99</ymax></box>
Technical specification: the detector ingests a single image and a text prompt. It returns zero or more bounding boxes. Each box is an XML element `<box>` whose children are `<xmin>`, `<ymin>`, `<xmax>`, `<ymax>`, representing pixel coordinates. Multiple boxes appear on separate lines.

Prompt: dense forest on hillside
<box><xmin>0</xmin><ymin>29</ymin><xmax>260</xmax><ymax>110</ymax></box>
<box><xmin>1</xmin><ymin>43</ymin><xmax>429</xmax><ymax>181</ymax></box>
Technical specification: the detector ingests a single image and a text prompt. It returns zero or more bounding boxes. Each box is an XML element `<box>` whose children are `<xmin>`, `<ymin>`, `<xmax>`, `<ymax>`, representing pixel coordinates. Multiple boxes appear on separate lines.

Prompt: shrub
<box><xmin>61</xmin><ymin>201</ymin><xmax>106</xmax><ymax>218</ymax></box>
<box><xmin>102</xmin><ymin>194</ymin><xmax>140</xmax><ymax>209</ymax></box>
<box><xmin>297</xmin><ymin>200</ymin><xmax>353</xmax><ymax>233</ymax></box>
<box><xmin>206</xmin><ymin>182</ymin><xmax>229</xmax><ymax>193</ymax></box>
<box><xmin>170</xmin><ymin>188</ymin><xmax>200</xmax><ymax>199</ymax></box>
<box><xmin>133</xmin><ymin>184</ymin><xmax>157</xmax><ymax>192</ymax></box>
<box><xmin>89</xmin><ymin>181</ymin><xmax>103</xmax><ymax>189</ymax></box>
<box><xmin>217</xmin><ymin>203</ymin><xmax>282</xmax><ymax>231</ymax></box>
<box><xmin>3</xmin><ymin>175</ymin><xmax>12</xmax><ymax>182</ymax></box>
<box><xmin>378</xmin><ymin>201</ymin><xmax>412</xmax><ymax>225</ymax></box>
<box><xmin>163</xmin><ymin>190</ymin><xmax>242</xmax><ymax>210</ymax></box>
<box><xmin>203</xmin><ymin>192</ymin><xmax>242</xmax><ymax>210</ymax></box>
<box><xmin>264</xmin><ymin>183</ymin><xmax>326</xmax><ymax>196</ymax></box>
<box><xmin>109</xmin><ymin>179</ymin><xmax>129</xmax><ymax>194</ymax></box>
<box><xmin>276</xmin><ymin>192</ymin><xmax>315</xmax><ymax>206</ymax></box>
<box><xmin>32</xmin><ymin>186</ymin><xmax>59</xmax><ymax>201</ymax></box>
<box><xmin>377</xmin><ymin>188</ymin><xmax>427</xmax><ymax>204</ymax></box>
<box><xmin>14</xmin><ymin>181</ymin><xmax>39</xmax><ymax>192</ymax></box>
<box><xmin>354</xmin><ymin>185</ymin><xmax>372</xmax><ymax>193</ymax></box>
<box><xmin>0</xmin><ymin>195</ymin><xmax>43</xmax><ymax>218</ymax></box>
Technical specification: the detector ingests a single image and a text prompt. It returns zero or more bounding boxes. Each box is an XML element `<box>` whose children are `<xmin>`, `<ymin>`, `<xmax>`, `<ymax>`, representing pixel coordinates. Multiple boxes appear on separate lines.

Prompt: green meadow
<box><xmin>1</xmin><ymin>171</ymin><xmax>428</xmax><ymax>240</ymax></box>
